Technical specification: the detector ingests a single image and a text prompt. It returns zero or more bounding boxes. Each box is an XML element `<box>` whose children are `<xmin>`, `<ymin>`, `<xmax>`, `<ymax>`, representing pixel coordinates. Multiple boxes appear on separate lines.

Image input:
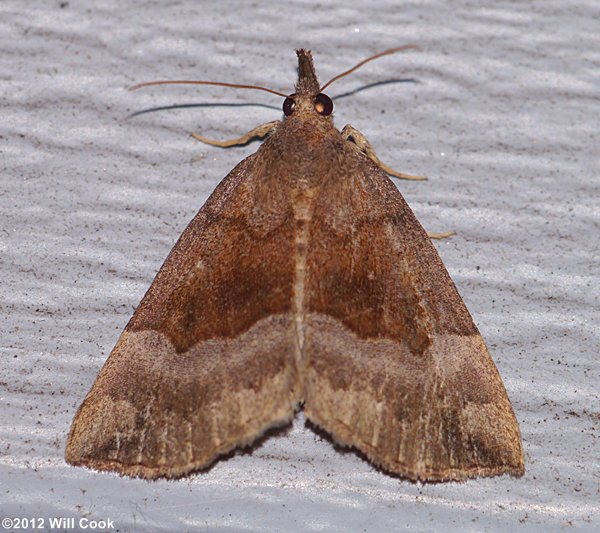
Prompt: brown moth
<box><xmin>65</xmin><ymin>48</ymin><xmax>524</xmax><ymax>481</ymax></box>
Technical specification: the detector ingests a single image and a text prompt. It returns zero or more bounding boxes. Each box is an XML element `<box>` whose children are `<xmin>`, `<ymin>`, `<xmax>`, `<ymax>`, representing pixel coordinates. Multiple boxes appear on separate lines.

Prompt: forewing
<box><xmin>66</xmin><ymin>147</ymin><xmax>301</xmax><ymax>479</ymax></box>
<box><xmin>302</xmin><ymin>142</ymin><xmax>524</xmax><ymax>481</ymax></box>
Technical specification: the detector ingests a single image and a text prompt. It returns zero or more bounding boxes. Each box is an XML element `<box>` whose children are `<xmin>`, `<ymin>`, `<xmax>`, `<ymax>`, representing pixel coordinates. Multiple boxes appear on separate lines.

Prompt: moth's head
<box><xmin>281</xmin><ymin>49</ymin><xmax>334</xmax><ymax>119</ymax></box>
<box><xmin>129</xmin><ymin>46</ymin><xmax>418</xmax><ymax>127</ymax></box>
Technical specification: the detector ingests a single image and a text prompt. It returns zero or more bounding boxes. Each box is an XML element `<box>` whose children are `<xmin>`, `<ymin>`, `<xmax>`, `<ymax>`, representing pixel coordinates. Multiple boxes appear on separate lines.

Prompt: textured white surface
<box><xmin>1</xmin><ymin>1</ymin><xmax>599</xmax><ymax>531</ymax></box>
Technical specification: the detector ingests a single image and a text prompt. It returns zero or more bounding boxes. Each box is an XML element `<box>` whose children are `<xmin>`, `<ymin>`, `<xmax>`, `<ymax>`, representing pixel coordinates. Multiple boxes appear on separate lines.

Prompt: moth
<box><xmin>66</xmin><ymin>47</ymin><xmax>524</xmax><ymax>481</ymax></box>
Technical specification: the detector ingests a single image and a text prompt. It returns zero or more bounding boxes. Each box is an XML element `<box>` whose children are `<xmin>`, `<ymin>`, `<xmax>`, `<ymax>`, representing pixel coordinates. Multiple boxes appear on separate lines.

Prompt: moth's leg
<box><xmin>192</xmin><ymin>121</ymin><xmax>279</xmax><ymax>148</ymax></box>
<box><xmin>428</xmin><ymin>231</ymin><xmax>456</xmax><ymax>239</ymax></box>
<box><xmin>341</xmin><ymin>124</ymin><xmax>426</xmax><ymax>181</ymax></box>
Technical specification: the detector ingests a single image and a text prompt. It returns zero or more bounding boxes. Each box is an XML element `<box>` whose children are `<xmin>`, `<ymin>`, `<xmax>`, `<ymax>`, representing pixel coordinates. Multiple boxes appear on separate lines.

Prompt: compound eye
<box><xmin>283</xmin><ymin>95</ymin><xmax>296</xmax><ymax>116</ymax></box>
<box><xmin>314</xmin><ymin>93</ymin><xmax>333</xmax><ymax>116</ymax></box>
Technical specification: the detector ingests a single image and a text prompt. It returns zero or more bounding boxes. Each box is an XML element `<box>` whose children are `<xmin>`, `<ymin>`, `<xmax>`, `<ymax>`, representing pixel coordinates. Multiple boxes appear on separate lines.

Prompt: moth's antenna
<box><xmin>319</xmin><ymin>45</ymin><xmax>419</xmax><ymax>93</ymax></box>
<box><xmin>129</xmin><ymin>80</ymin><xmax>288</xmax><ymax>98</ymax></box>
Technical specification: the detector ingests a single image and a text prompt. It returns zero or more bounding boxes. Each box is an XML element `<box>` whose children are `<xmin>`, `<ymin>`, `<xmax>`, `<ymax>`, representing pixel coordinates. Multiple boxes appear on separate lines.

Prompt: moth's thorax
<box><xmin>283</xmin><ymin>116</ymin><xmax>336</xmax><ymax>152</ymax></box>
<box><xmin>250</xmin><ymin>112</ymin><xmax>341</xmax><ymax>198</ymax></box>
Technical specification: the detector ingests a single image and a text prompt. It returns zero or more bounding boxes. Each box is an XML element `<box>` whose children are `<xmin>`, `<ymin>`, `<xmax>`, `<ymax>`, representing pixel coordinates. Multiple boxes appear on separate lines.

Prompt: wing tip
<box><xmin>64</xmin><ymin>410</ymin><xmax>298</xmax><ymax>480</ymax></box>
<box><xmin>305</xmin><ymin>411</ymin><xmax>525</xmax><ymax>483</ymax></box>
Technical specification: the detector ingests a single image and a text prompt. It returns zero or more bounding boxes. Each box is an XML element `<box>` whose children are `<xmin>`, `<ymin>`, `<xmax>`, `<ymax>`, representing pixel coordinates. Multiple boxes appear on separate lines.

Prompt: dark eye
<box><xmin>314</xmin><ymin>93</ymin><xmax>333</xmax><ymax>116</ymax></box>
<box><xmin>283</xmin><ymin>96</ymin><xmax>296</xmax><ymax>116</ymax></box>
